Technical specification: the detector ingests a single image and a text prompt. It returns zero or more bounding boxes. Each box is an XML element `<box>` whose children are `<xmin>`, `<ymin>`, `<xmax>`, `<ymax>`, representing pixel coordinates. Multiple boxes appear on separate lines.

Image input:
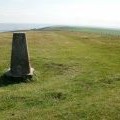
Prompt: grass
<box><xmin>0</xmin><ymin>27</ymin><xmax>120</xmax><ymax>120</ymax></box>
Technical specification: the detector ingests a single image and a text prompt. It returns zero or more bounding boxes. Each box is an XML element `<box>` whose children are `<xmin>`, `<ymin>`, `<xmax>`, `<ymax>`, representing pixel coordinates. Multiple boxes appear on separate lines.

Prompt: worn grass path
<box><xmin>0</xmin><ymin>30</ymin><xmax>120</xmax><ymax>120</ymax></box>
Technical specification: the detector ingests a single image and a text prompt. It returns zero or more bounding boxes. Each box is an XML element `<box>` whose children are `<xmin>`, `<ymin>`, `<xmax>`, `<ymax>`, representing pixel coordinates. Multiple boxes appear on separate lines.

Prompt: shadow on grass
<box><xmin>0</xmin><ymin>74</ymin><xmax>33</xmax><ymax>87</ymax></box>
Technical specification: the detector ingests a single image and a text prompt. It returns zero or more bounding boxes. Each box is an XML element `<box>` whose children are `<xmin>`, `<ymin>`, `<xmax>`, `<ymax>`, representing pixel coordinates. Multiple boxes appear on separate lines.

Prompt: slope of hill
<box><xmin>33</xmin><ymin>26</ymin><xmax>120</xmax><ymax>35</ymax></box>
<box><xmin>0</xmin><ymin>29</ymin><xmax>120</xmax><ymax>120</ymax></box>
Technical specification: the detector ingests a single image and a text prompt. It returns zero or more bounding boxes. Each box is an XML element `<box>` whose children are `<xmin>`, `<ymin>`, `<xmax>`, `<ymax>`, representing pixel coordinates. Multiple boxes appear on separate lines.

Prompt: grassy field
<box><xmin>0</xmin><ymin>28</ymin><xmax>120</xmax><ymax>120</ymax></box>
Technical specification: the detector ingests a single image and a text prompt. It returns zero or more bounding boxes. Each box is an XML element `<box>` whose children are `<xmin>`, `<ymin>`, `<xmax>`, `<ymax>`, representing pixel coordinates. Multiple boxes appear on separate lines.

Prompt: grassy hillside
<box><xmin>0</xmin><ymin>29</ymin><xmax>120</xmax><ymax>120</ymax></box>
<box><xmin>33</xmin><ymin>26</ymin><xmax>120</xmax><ymax>35</ymax></box>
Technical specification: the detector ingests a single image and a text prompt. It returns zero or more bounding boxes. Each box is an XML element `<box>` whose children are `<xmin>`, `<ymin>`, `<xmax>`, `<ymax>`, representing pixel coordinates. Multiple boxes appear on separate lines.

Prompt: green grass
<box><xmin>0</xmin><ymin>28</ymin><xmax>120</xmax><ymax>120</ymax></box>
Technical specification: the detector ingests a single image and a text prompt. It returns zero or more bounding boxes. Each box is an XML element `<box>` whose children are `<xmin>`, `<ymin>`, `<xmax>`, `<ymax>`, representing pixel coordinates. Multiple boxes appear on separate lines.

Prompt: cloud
<box><xmin>0</xmin><ymin>0</ymin><xmax>120</xmax><ymax>27</ymax></box>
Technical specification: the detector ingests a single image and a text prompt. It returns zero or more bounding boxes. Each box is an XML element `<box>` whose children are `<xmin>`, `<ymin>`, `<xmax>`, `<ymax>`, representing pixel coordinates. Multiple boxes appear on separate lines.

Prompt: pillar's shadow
<box><xmin>0</xmin><ymin>74</ymin><xmax>32</xmax><ymax>87</ymax></box>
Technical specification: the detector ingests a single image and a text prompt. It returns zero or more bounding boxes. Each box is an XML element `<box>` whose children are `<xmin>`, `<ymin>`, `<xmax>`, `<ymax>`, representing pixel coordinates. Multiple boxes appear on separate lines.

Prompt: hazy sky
<box><xmin>0</xmin><ymin>0</ymin><xmax>120</xmax><ymax>28</ymax></box>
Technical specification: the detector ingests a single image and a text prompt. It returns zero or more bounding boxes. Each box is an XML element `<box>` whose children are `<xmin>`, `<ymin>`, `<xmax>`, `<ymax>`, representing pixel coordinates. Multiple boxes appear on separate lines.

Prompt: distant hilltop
<box><xmin>1</xmin><ymin>23</ymin><xmax>120</xmax><ymax>35</ymax></box>
<box><xmin>32</xmin><ymin>26</ymin><xmax>120</xmax><ymax>35</ymax></box>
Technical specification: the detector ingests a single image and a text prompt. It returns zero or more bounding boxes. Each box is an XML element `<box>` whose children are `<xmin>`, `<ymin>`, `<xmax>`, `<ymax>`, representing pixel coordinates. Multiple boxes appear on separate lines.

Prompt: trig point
<box><xmin>6</xmin><ymin>32</ymin><xmax>34</xmax><ymax>78</ymax></box>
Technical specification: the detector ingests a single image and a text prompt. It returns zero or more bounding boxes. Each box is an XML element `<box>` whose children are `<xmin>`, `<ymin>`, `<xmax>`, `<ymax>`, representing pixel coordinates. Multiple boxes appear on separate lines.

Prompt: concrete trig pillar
<box><xmin>6</xmin><ymin>32</ymin><xmax>34</xmax><ymax>78</ymax></box>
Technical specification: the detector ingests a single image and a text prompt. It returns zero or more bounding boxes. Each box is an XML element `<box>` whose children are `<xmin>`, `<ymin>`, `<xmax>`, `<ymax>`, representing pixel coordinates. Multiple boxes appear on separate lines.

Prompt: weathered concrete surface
<box><xmin>6</xmin><ymin>32</ymin><xmax>34</xmax><ymax>77</ymax></box>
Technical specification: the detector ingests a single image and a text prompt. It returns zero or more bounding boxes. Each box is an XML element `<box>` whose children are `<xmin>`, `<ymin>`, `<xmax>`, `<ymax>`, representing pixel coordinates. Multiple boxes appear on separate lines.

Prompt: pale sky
<box><xmin>0</xmin><ymin>0</ymin><xmax>120</xmax><ymax>28</ymax></box>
